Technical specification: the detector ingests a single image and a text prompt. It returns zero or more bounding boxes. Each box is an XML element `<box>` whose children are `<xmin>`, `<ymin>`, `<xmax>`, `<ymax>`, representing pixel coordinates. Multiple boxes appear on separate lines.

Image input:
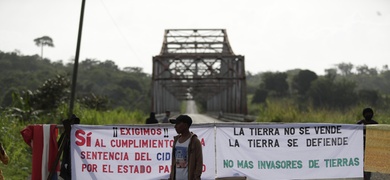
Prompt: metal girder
<box><xmin>152</xmin><ymin>29</ymin><xmax>247</xmax><ymax>114</ymax></box>
<box><xmin>159</xmin><ymin>29</ymin><xmax>235</xmax><ymax>55</ymax></box>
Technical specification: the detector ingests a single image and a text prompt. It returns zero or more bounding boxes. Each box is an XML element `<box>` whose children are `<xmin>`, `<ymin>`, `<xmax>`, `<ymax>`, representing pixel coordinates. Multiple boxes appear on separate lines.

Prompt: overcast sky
<box><xmin>1</xmin><ymin>0</ymin><xmax>389</xmax><ymax>75</ymax></box>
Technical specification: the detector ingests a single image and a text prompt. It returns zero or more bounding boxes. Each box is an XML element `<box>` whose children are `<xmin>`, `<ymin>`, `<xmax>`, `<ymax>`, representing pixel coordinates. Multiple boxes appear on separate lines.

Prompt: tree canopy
<box><xmin>0</xmin><ymin>51</ymin><xmax>151</xmax><ymax>117</ymax></box>
<box><xmin>33</xmin><ymin>36</ymin><xmax>54</xmax><ymax>59</ymax></box>
<box><xmin>248</xmin><ymin>63</ymin><xmax>390</xmax><ymax>111</ymax></box>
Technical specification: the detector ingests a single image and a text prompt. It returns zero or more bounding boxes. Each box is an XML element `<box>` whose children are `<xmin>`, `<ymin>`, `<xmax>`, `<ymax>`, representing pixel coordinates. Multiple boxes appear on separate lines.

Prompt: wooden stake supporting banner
<box><xmin>47</xmin><ymin>115</ymin><xmax>80</xmax><ymax>180</ymax></box>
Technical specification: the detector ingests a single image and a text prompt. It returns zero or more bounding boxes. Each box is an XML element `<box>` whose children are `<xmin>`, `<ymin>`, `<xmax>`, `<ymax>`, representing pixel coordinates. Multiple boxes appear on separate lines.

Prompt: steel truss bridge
<box><xmin>152</xmin><ymin>29</ymin><xmax>247</xmax><ymax>115</ymax></box>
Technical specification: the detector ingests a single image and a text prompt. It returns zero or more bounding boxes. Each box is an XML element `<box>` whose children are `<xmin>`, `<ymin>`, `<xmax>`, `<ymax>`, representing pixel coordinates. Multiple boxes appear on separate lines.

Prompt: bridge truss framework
<box><xmin>152</xmin><ymin>29</ymin><xmax>247</xmax><ymax>114</ymax></box>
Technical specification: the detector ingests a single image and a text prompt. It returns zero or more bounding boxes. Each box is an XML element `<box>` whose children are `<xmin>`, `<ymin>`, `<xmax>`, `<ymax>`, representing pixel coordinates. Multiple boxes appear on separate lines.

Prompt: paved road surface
<box><xmin>184</xmin><ymin>100</ymin><xmax>224</xmax><ymax>124</ymax></box>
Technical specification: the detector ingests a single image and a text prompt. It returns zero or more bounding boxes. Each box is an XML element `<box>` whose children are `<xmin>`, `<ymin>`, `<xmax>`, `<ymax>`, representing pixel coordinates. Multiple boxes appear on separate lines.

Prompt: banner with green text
<box><xmin>215</xmin><ymin>123</ymin><xmax>364</xmax><ymax>180</ymax></box>
<box><xmin>70</xmin><ymin>124</ymin><xmax>215</xmax><ymax>180</ymax></box>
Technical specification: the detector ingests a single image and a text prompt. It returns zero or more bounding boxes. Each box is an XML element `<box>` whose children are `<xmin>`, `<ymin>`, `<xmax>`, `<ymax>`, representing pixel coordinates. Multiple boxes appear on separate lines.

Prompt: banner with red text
<box><xmin>70</xmin><ymin>124</ymin><xmax>214</xmax><ymax>180</ymax></box>
<box><xmin>215</xmin><ymin>123</ymin><xmax>363</xmax><ymax>180</ymax></box>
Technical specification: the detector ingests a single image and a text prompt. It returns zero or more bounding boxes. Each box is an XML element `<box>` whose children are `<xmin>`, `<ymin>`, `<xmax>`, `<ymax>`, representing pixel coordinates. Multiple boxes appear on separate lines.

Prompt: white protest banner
<box><xmin>215</xmin><ymin>123</ymin><xmax>363</xmax><ymax>180</ymax></box>
<box><xmin>70</xmin><ymin>124</ymin><xmax>215</xmax><ymax>180</ymax></box>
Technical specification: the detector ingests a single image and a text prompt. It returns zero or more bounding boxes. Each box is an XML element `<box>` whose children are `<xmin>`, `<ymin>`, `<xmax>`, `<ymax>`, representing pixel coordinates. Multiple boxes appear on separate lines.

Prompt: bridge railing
<box><xmin>207</xmin><ymin>112</ymin><xmax>256</xmax><ymax>122</ymax></box>
<box><xmin>155</xmin><ymin>112</ymin><xmax>181</xmax><ymax>122</ymax></box>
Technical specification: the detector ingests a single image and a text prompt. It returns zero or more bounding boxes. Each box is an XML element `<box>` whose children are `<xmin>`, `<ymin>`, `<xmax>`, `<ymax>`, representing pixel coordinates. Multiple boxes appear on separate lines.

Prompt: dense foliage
<box><xmin>247</xmin><ymin>65</ymin><xmax>390</xmax><ymax>113</ymax></box>
<box><xmin>0</xmin><ymin>51</ymin><xmax>151</xmax><ymax>119</ymax></box>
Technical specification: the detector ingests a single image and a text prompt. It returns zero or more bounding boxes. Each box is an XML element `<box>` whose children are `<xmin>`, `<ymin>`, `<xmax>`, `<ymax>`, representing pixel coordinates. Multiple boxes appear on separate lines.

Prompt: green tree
<box><xmin>33</xmin><ymin>36</ymin><xmax>54</xmax><ymax>59</ymax></box>
<box><xmin>7</xmin><ymin>90</ymin><xmax>42</xmax><ymax>121</ymax></box>
<box><xmin>262</xmin><ymin>72</ymin><xmax>289</xmax><ymax>96</ymax></box>
<box><xmin>356</xmin><ymin>65</ymin><xmax>378</xmax><ymax>76</ymax></box>
<box><xmin>4</xmin><ymin>74</ymin><xmax>70</xmax><ymax>121</ymax></box>
<box><xmin>358</xmin><ymin>89</ymin><xmax>379</xmax><ymax>106</ymax></box>
<box><xmin>324</xmin><ymin>68</ymin><xmax>337</xmax><ymax>80</ymax></box>
<box><xmin>246</xmin><ymin>72</ymin><xmax>263</xmax><ymax>94</ymax></box>
<box><xmin>337</xmin><ymin>62</ymin><xmax>354</xmax><ymax>76</ymax></box>
<box><xmin>123</xmin><ymin>67</ymin><xmax>143</xmax><ymax>73</ymax></box>
<box><xmin>80</xmin><ymin>93</ymin><xmax>109</xmax><ymax>111</ymax></box>
<box><xmin>292</xmin><ymin>70</ymin><xmax>318</xmax><ymax>96</ymax></box>
<box><xmin>380</xmin><ymin>70</ymin><xmax>390</xmax><ymax>94</ymax></box>
<box><xmin>308</xmin><ymin>78</ymin><xmax>357</xmax><ymax>109</ymax></box>
<box><xmin>31</xmin><ymin>74</ymin><xmax>70</xmax><ymax>111</ymax></box>
<box><xmin>251</xmin><ymin>88</ymin><xmax>268</xmax><ymax>104</ymax></box>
